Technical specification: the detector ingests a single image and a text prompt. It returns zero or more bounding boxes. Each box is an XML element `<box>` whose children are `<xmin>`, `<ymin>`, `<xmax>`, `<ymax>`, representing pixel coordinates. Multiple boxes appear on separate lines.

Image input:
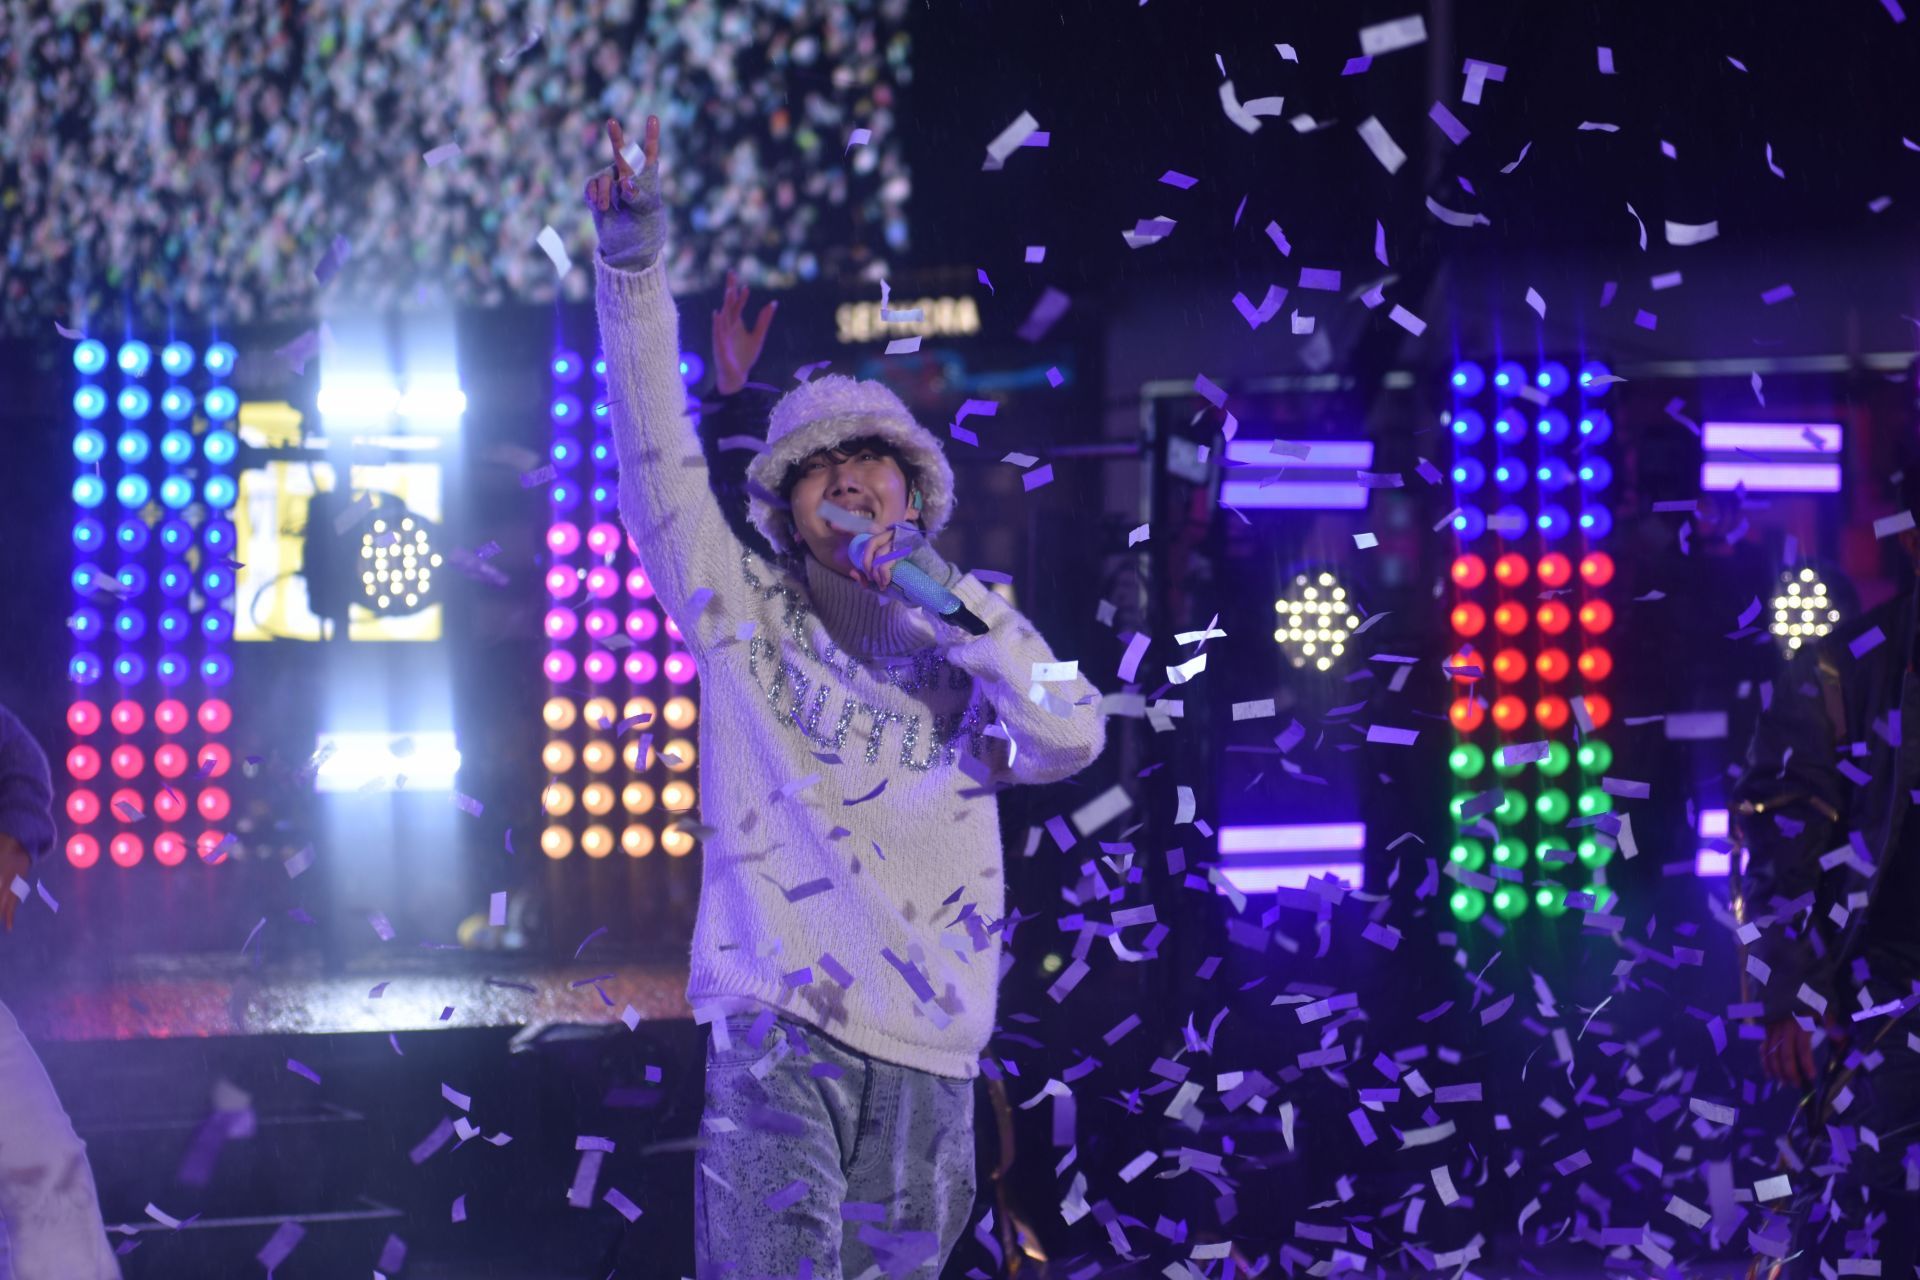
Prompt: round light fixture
<box><xmin>1271</xmin><ymin>571</ymin><xmax>1358</xmax><ymax>672</ymax></box>
<box><xmin>1770</xmin><ymin>567</ymin><xmax>1840</xmax><ymax>652</ymax></box>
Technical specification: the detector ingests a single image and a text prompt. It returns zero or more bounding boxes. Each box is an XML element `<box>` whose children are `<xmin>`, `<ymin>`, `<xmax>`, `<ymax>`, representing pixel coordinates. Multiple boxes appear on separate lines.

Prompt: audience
<box><xmin>0</xmin><ymin>0</ymin><xmax>909</xmax><ymax>331</ymax></box>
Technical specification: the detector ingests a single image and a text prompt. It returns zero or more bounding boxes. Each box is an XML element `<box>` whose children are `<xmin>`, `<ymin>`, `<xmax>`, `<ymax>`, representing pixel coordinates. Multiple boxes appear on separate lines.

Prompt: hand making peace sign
<box><xmin>586</xmin><ymin>116</ymin><xmax>658</xmax><ymax>213</ymax></box>
<box><xmin>584</xmin><ymin>115</ymin><xmax>666</xmax><ymax>272</ymax></box>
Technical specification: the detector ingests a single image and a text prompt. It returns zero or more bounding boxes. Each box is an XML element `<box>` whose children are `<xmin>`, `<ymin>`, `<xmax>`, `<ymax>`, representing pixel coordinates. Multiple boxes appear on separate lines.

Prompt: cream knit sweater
<box><xmin>596</xmin><ymin>258</ymin><xmax>1107</xmax><ymax>1079</ymax></box>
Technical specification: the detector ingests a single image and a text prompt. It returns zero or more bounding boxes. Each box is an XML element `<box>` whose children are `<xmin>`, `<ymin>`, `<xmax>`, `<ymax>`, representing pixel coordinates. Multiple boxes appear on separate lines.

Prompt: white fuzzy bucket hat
<box><xmin>745</xmin><ymin>374</ymin><xmax>956</xmax><ymax>555</ymax></box>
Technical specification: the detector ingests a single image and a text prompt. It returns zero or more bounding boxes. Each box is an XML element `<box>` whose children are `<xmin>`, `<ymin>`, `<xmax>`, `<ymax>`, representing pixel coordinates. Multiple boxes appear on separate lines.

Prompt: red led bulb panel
<box><xmin>1443</xmin><ymin>360</ymin><xmax>1616</xmax><ymax>924</ymax></box>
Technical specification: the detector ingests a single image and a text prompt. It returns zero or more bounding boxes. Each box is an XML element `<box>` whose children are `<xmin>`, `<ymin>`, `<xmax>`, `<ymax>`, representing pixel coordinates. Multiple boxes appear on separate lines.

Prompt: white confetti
<box><xmin>1425</xmin><ymin>196</ymin><xmax>1490</xmax><ymax>228</ymax></box>
<box><xmin>1875</xmin><ymin>510</ymin><xmax>1916</xmax><ymax>538</ymax></box>
<box><xmin>1664</xmin><ymin>219</ymin><xmax>1720</xmax><ymax>247</ymax></box>
<box><xmin>1168</xmin><ymin>653</ymin><xmax>1208</xmax><ymax>685</ymax></box>
<box><xmin>1357</xmin><ymin>116</ymin><xmax>1408</xmax><ymax>174</ymax></box>
<box><xmin>1388</xmin><ymin>304</ymin><xmax>1427</xmax><ymax>336</ymax></box>
<box><xmin>1666</xmin><ymin>1195</ymin><xmax>1711</xmax><ymax>1229</ymax></box>
<box><xmin>1357</xmin><ymin>14</ymin><xmax>1428</xmax><ymax>56</ymax></box>
<box><xmin>984</xmin><ymin>111</ymin><xmax>1041</xmax><ymax>168</ymax></box>
<box><xmin>535</xmin><ymin>225</ymin><xmax>573</xmax><ymax>278</ymax></box>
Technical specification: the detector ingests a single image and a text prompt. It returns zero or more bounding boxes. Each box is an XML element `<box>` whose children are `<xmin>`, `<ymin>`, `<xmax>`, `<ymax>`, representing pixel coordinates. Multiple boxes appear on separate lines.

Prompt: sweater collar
<box><xmin>802</xmin><ymin>553</ymin><xmax>933</xmax><ymax>657</ymax></box>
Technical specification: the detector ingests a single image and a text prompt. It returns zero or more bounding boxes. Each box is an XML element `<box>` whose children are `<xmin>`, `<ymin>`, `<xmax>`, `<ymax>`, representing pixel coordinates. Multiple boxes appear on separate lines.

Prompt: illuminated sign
<box><xmin>834</xmin><ymin>295</ymin><xmax>981</xmax><ymax>345</ymax></box>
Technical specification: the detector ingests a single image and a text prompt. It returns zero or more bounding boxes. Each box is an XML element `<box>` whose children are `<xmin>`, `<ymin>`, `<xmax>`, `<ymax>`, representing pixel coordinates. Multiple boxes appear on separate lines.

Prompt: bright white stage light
<box><xmin>314</xmin><ymin>731</ymin><xmax>461</xmax><ymax>793</ymax></box>
<box><xmin>1271</xmin><ymin>571</ymin><xmax>1356</xmax><ymax>671</ymax></box>
<box><xmin>1769</xmin><ymin>566</ymin><xmax>1840</xmax><ymax>652</ymax></box>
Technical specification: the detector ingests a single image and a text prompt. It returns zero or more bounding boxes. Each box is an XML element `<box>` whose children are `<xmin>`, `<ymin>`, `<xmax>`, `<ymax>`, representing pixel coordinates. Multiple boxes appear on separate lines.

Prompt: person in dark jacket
<box><xmin>1732</xmin><ymin>473</ymin><xmax>1920</xmax><ymax>1278</ymax></box>
<box><xmin>0</xmin><ymin>704</ymin><xmax>121</xmax><ymax>1278</ymax></box>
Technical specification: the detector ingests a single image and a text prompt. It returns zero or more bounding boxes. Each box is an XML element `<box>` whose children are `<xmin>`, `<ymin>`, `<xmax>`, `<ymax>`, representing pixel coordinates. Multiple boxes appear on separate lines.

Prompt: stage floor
<box><xmin>3</xmin><ymin>955</ymin><xmax>693</xmax><ymax>1041</ymax></box>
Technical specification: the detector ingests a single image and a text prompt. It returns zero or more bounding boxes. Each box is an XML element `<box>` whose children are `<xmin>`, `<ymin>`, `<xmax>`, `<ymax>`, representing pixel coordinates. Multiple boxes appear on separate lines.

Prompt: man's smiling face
<box><xmin>783</xmin><ymin>436</ymin><xmax>920</xmax><ymax>577</ymax></box>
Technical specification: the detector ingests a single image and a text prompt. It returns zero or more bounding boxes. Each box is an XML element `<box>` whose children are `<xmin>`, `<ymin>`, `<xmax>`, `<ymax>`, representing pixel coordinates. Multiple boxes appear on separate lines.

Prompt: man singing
<box><xmin>583</xmin><ymin>116</ymin><xmax>1105</xmax><ymax>1278</ymax></box>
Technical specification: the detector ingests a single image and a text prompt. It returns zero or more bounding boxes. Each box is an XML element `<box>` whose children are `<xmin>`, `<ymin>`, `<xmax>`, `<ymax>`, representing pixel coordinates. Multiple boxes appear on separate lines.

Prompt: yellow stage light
<box><xmin>542</xmin><ymin>782</ymin><xmax>576</xmax><ymax>816</ymax></box>
<box><xmin>622</xmin><ymin>781</ymin><xmax>656</xmax><ymax>814</ymax></box>
<box><xmin>582</xmin><ymin>782</ymin><xmax>615</xmax><ymax>816</ymax></box>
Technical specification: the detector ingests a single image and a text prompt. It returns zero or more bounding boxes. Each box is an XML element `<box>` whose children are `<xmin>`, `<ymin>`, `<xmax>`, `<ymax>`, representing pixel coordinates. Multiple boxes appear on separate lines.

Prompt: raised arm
<box><xmin>587</xmin><ymin>117</ymin><xmax>757</xmax><ymax>654</ymax></box>
<box><xmin>696</xmin><ymin>273</ymin><xmax>782</xmax><ymax>558</ymax></box>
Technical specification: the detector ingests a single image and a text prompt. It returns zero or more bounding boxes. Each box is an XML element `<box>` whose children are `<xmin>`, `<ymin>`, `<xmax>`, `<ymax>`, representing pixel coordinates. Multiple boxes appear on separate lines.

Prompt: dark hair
<box><xmin>776</xmin><ymin>434</ymin><xmax>920</xmax><ymax>504</ymax></box>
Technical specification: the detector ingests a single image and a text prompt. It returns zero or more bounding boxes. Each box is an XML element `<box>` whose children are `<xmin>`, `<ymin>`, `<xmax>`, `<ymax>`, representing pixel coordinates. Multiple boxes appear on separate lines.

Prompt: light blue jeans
<box><xmin>694</xmin><ymin>1010</ymin><xmax>976</xmax><ymax>1280</ymax></box>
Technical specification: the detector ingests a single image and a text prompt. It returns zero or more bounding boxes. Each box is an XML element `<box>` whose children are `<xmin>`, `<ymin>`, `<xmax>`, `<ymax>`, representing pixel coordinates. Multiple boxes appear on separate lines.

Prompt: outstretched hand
<box><xmin>586</xmin><ymin>117</ymin><xmax>659</xmax><ymax>213</ymax></box>
<box><xmin>583</xmin><ymin>116</ymin><xmax>665</xmax><ymax>271</ymax></box>
<box><xmin>1760</xmin><ymin>1014</ymin><xmax>1845</xmax><ymax>1089</ymax></box>
<box><xmin>713</xmin><ymin>271</ymin><xmax>777</xmax><ymax>396</ymax></box>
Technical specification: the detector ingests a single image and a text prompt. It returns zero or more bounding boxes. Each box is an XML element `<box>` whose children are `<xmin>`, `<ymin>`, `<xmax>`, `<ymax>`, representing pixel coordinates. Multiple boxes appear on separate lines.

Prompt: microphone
<box><xmin>850</xmin><ymin>532</ymin><xmax>990</xmax><ymax>636</ymax></box>
<box><xmin>890</xmin><ymin>559</ymin><xmax>990</xmax><ymax>636</ymax></box>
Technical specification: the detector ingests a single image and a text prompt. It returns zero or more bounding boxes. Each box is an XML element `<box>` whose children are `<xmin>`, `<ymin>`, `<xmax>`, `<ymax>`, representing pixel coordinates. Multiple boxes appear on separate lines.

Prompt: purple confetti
<box><xmin>286</xmin><ymin>1058</ymin><xmax>322</xmax><ymax>1086</ymax></box>
<box><xmin>843</xmin><ymin>779</ymin><xmax>888</xmax><ymax>806</ymax></box>
<box><xmin>1428</xmin><ymin>101</ymin><xmax>1469</xmax><ymax>145</ymax></box>
<box><xmin>783</xmin><ymin>877</ymin><xmax>835</xmax><ymax>903</ymax></box>
<box><xmin>313</xmin><ymin>234</ymin><xmax>352</xmax><ymax>285</ymax></box>
<box><xmin>1016</xmin><ymin>287</ymin><xmax>1071</xmax><ymax>342</ymax></box>
<box><xmin>818</xmin><ymin>953</ymin><xmax>856</xmax><ymax>987</ymax></box>
<box><xmin>765</xmin><ymin>1179</ymin><xmax>810</xmax><ymax>1212</ymax></box>
<box><xmin>256</xmin><ymin>1222</ymin><xmax>306</xmax><ymax>1270</ymax></box>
